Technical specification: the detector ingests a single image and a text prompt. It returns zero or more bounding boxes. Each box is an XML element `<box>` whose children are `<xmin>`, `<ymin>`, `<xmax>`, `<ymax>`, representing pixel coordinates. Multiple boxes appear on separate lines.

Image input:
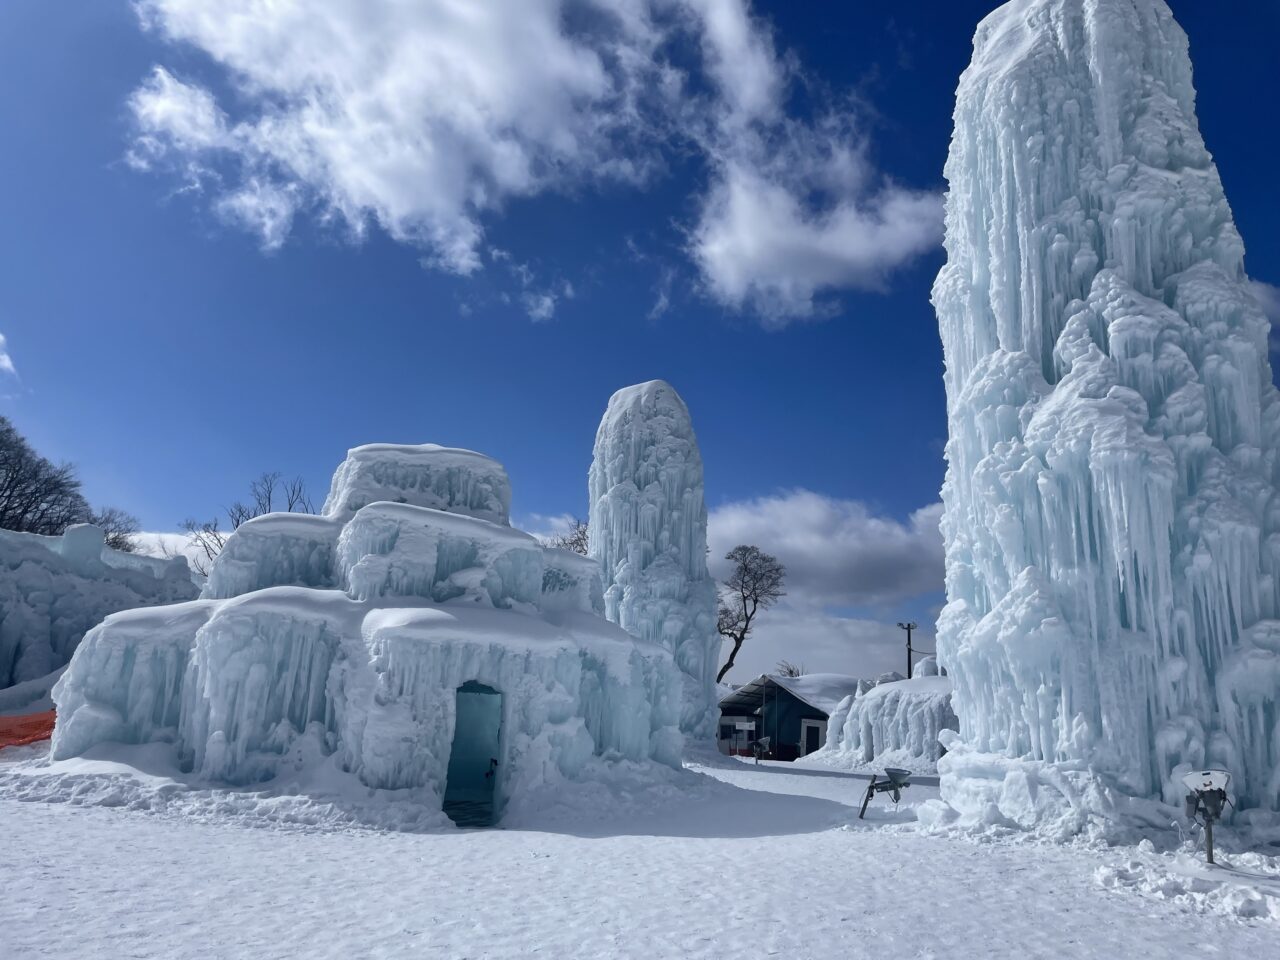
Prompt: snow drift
<box><xmin>0</xmin><ymin>524</ymin><xmax>197</xmax><ymax>691</ymax></box>
<box><xmin>932</xmin><ymin>0</ymin><xmax>1280</xmax><ymax>837</ymax></box>
<box><xmin>589</xmin><ymin>381</ymin><xmax>719</xmax><ymax>742</ymax></box>
<box><xmin>50</xmin><ymin>443</ymin><xmax>683</xmax><ymax>822</ymax></box>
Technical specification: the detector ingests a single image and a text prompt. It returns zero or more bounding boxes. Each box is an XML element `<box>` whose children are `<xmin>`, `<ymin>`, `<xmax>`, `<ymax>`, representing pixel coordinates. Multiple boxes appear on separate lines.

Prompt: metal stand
<box><xmin>859</xmin><ymin>768</ymin><xmax>911</xmax><ymax>819</ymax></box>
<box><xmin>1183</xmin><ymin>770</ymin><xmax>1230</xmax><ymax>865</ymax></box>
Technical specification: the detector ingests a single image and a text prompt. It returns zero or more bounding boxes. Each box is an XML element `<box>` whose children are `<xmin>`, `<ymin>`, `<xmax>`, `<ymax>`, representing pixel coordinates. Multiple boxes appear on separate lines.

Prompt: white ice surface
<box><xmin>322</xmin><ymin>443</ymin><xmax>512</xmax><ymax>524</ymax></box>
<box><xmin>51</xmin><ymin>442</ymin><xmax>683</xmax><ymax>815</ymax></box>
<box><xmin>0</xmin><ymin>666</ymin><xmax>65</xmax><ymax>716</ymax></box>
<box><xmin>589</xmin><ymin>380</ymin><xmax>719</xmax><ymax>741</ymax></box>
<box><xmin>932</xmin><ymin>0</ymin><xmax>1280</xmax><ymax>837</ymax></box>
<box><xmin>811</xmin><ymin>675</ymin><xmax>958</xmax><ymax>774</ymax></box>
<box><xmin>0</xmin><ymin>525</ymin><xmax>197</xmax><ymax>688</ymax></box>
<box><xmin>1</xmin><ymin>753</ymin><xmax>1275</xmax><ymax>959</ymax></box>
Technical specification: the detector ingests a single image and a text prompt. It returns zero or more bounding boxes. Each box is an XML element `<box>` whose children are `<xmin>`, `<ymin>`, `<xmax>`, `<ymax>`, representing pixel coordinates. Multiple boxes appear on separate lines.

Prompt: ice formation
<box><xmin>322</xmin><ymin>443</ymin><xmax>511</xmax><ymax>524</ymax></box>
<box><xmin>50</xmin><ymin>443</ymin><xmax>682</xmax><ymax>820</ymax></box>
<box><xmin>0</xmin><ymin>524</ymin><xmax>196</xmax><ymax>690</ymax></box>
<box><xmin>588</xmin><ymin>381</ymin><xmax>719</xmax><ymax>741</ymax></box>
<box><xmin>819</xmin><ymin>674</ymin><xmax>958</xmax><ymax>773</ymax></box>
<box><xmin>933</xmin><ymin>0</ymin><xmax>1280</xmax><ymax>834</ymax></box>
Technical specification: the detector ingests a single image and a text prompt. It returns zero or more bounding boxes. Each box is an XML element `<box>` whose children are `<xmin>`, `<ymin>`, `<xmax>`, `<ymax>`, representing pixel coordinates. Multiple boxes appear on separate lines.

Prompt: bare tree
<box><xmin>541</xmin><ymin>516</ymin><xmax>589</xmax><ymax>556</ymax></box>
<box><xmin>716</xmin><ymin>544</ymin><xmax>786</xmax><ymax>683</ymax></box>
<box><xmin>774</xmin><ymin>659</ymin><xmax>806</xmax><ymax>677</ymax></box>
<box><xmin>0</xmin><ymin>416</ymin><xmax>91</xmax><ymax>535</ymax></box>
<box><xmin>181</xmin><ymin>516</ymin><xmax>227</xmax><ymax>577</ymax></box>
<box><xmin>284</xmin><ymin>475</ymin><xmax>315</xmax><ymax>514</ymax></box>
<box><xmin>89</xmin><ymin>506</ymin><xmax>141</xmax><ymax>553</ymax></box>
<box><xmin>1</xmin><ymin>415</ymin><xmax>138</xmax><ymax>549</ymax></box>
<box><xmin>183</xmin><ymin>472</ymin><xmax>315</xmax><ymax>576</ymax></box>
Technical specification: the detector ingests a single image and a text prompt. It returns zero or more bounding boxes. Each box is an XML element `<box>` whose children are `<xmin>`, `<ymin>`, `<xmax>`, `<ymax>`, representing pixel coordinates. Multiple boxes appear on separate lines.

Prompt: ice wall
<box><xmin>51</xmin><ymin>443</ymin><xmax>683</xmax><ymax>818</ymax></box>
<box><xmin>820</xmin><ymin>676</ymin><xmax>958</xmax><ymax>774</ymax></box>
<box><xmin>588</xmin><ymin>381</ymin><xmax>720</xmax><ymax>741</ymax></box>
<box><xmin>0</xmin><ymin>524</ymin><xmax>197</xmax><ymax>688</ymax></box>
<box><xmin>933</xmin><ymin>0</ymin><xmax>1280</xmax><ymax>833</ymax></box>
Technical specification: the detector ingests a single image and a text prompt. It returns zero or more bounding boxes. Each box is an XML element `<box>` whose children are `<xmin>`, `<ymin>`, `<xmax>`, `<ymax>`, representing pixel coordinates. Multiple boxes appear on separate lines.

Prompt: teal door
<box><xmin>442</xmin><ymin>681</ymin><xmax>503</xmax><ymax>827</ymax></box>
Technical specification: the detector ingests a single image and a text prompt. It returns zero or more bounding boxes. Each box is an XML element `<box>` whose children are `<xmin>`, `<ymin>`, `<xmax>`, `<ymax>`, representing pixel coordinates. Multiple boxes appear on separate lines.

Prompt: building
<box><xmin>717</xmin><ymin>673</ymin><xmax>863</xmax><ymax>761</ymax></box>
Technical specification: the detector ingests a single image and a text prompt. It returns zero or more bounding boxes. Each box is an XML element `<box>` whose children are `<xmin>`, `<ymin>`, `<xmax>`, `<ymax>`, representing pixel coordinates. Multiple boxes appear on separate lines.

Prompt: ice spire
<box><xmin>588</xmin><ymin>381</ymin><xmax>719</xmax><ymax>741</ymax></box>
<box><xmin>932</xmin><ymin>0</ymin><xmax>1280</xmax><ymax>830</ymax></box>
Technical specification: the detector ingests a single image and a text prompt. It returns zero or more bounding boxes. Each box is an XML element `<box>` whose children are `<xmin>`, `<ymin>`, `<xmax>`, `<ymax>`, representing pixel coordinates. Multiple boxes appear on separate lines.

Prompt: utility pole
<box><xmin>897</xmin><ymin>622</ymin><xmax>918</xmax><ymax>679</ymax></box>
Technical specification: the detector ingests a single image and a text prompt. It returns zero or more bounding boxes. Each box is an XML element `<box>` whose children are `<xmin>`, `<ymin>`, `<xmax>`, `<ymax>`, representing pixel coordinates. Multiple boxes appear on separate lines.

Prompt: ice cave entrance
<box><xmin>442</xmin><ymin>681</ymin><xmax>503</xmax><ymax>828</ymax></box>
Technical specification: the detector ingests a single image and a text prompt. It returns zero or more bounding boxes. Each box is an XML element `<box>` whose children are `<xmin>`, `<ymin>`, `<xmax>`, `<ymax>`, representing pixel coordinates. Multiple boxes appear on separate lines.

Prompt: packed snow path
<box><xmin>1</xmin><ymin>759</ymin><xmax>1273</xmax><ymax>959</ymax></box>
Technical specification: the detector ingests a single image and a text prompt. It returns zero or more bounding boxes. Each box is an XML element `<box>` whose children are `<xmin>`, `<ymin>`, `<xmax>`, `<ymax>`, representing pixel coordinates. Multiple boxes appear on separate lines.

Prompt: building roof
<box><xmin>718</xmin><ymin>673</ymin><xmax>863</xmax><ymax>717</ymax></box>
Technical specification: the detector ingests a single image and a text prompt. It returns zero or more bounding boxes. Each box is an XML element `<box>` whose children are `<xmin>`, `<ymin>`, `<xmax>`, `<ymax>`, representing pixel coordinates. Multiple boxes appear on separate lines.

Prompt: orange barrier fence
<box><xmin>0</xmin><ymin>710</ymin><xmax>56</xmax><ymax>749</ymax></box>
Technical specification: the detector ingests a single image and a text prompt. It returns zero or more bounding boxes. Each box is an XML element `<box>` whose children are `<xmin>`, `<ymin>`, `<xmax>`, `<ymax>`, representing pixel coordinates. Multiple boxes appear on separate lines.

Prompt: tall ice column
<box><xmin>932</xmin><ymin>0</ymin><xmax>1280</xmax><ymax>831</ymax></box>
<box><xmin>588</xmin><ymin>380</ymin><xmax>720</xmax><ymax>742</ymax></box>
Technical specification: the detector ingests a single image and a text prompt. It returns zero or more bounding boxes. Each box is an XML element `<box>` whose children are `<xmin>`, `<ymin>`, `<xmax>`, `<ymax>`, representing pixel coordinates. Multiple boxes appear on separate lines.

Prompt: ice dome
<box><xmin>51</xmin><ymin>443</ymin><xmax>683</xmax><ymax>826</ymax></box>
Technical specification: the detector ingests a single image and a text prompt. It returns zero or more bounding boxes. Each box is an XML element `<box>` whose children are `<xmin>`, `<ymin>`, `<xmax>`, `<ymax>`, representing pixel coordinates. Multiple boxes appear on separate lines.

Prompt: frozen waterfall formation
<box><xmin>932</xmin><ymin>0</ymin><xmax>1280</xmax><ymax>836</ymax></box>
<box><xmin>589</xmin><ymin>381</ymin><xmax>720</xmax><ymax>741</ymax></box>
<box><xmin>51</xmin><ymin>444</ymin><xmax>683</xmax><ymax>817</ymax></box>
<box><xmin>1</xmin><ymin>524</ymin><xmax>196</xmax><ymax>690</ymax></box>
<box><xmin>820</xmin><ymin>664</ymin><xmax>958</xmax><ymax>774</ymax></box>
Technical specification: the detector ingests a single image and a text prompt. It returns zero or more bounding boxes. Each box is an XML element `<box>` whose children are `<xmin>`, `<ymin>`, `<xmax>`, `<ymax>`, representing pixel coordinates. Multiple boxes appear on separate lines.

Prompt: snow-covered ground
<box><xmin>2</xmin><ymin>750</ymin><xmax>1276</xmax><ymax>959</ymax></box>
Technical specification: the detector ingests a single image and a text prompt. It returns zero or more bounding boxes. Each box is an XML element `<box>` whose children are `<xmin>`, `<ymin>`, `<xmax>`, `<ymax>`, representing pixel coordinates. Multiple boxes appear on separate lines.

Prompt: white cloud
<box><xmin>216</xmin><ymin>179</ymin><xmax>297</xmax><ymax>251</ymax></box>
<box><xmin>1252</xmin><ymin>279</ymin><xmax>1280</xmax><ymax>322</ymax></box>
<box><xmin>132</xmin><ymin>531</ymin><xmax>211</xmax><ymax>575</ymax></box>
<box><xmin>1250</xmin><ymin>279</ymin><xmax>1280</xmax><ymax>357</ymax></box>
<box><xmin>704</xmin><ymin>489</ymin><xmax>944</xmax><ymax>681</ymax></box>
<box><xmin>127</xmin><ymin>66</ymin><xmax>228</xmax><ymax>163</ymax></box>
<box><xmin>717</xmin><ymin>605</ymin><xmax>930</xmax><ymax>682</ymax></box>
<box><xmin>0</xmin><ymin>333</ymin><xmax>16</xmax><ymax>377</ymax></box>
<box><xmin>128</xmin><ymin>0</ymin><xmax>670</xmax><ymax>273</ymax></box>
<box><xmin>708</xmin><ymin>490</ymin><xmax>944</xmax><ymax>609</ymax></box>
<box><xmin>517</xmin><ymin>512</ymin><xmax>581</xmax><ymax>544</ymax></box>
<box><xmin>522</xmin><ymin>292</ymin><xmax>558</xmax><ymax>322</ymax></box>
<box><xmin>682</xmin><ymin>0</ymin><xmax>943</xmax><ymax>322</ymax></box>
<box><xmin>125</xmin><ymin>0</ymin><xmax>940</xmax><ymax>322</ymax></box>
<box><xmin>691</xmin><ymin>166</ymin><xmax>942</xmax><ymax>324</ymax></box>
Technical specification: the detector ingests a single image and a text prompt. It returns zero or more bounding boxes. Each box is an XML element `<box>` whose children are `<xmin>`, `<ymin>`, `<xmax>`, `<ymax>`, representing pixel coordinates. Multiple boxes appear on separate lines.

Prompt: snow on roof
<box><xmin>719</xmin><ymin>672</ymin><xmax>863</xmax><ymax>716</ymax></box>
<box><xmin>769</xmin><ymin>673</ymin><xmax>864</xmax><ymax>714</ymax></box>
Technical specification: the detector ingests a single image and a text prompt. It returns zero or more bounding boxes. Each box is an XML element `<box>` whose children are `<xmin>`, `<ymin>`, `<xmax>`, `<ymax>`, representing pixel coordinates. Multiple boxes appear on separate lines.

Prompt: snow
<box><xmin>203</xmin><ymin>513</ymin><xmax>342</xmax><ymax>599</ymax></box>
<box><xmin>932</xmin><ymin>0</ymin><xmax>1280</xmax><ymax>838</ymax></box>
<box><xmin>812</xmin><ymin>675</ymin><xmax>958</xmax><ymax>774</ymax></box>
<box><xmin>0</xmin><ymin>666</ymin><xmax>65</xmax><ymax>716</ymax></box>
<box><xmin>588</xmin><ymin>380</ymin><xmax>719</xmax><ymax>742</ymax></box>
<box><xmin>322</xmin><ymin>442</ymin><xmax>512</xmax><ymax>524</ymax></box>
<box><xmin>49</xmin><ymin>442</ymin><xmax>683</xmax><ymax>818</ymax></box>
<box><xmin>2</xmin><ymin>753</ymin><xmax>1277</xmax><ymax>958</ymax></box>
<box><xmin>0</xmin><ymin>524</ymin><xmax>198</xmax><ymax>689</ymax></box>
<box><xmin>766</xmin><ymin>671</ymin><xmax>863</xmax><ymax>716</ymax></box>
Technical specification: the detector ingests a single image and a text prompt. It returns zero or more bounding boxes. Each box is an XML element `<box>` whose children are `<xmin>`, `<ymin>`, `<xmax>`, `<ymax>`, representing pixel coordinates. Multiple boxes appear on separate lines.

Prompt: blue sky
<box><xmin>1</xmin><ymin>0</ymin><xmax>1277</xmax><ymax>679</ymax></box>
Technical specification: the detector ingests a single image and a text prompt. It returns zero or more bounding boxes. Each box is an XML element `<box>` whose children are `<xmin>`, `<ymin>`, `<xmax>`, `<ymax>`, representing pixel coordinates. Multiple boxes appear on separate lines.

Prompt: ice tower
<box><xmin>932</xmin><ymin>0</ymin><xmax>1280</xmax><ymax>834</ymax></box>
<box><xmin>51</xmin><ymin>443</ymin><xmax>683</xmax><ymax>822</ymax></box>
<box><xmin>588</xmin><ymin>381</ymin><xmax>720</xmax><ymax>741</ymax></box>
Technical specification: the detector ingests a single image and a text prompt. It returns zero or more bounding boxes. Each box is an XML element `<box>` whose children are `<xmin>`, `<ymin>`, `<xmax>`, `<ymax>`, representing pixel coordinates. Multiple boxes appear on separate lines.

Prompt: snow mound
<box><xmin>49</xmin><ymin>440</ymin><xmax>683</xmax><ymax>824</ymax></box>
<box><xmin>815</xmin><ymin>675</ymin><xmax>958</xmax><ymax>773</ymax></box>
<box><xmin>1095</xmin><ymin>841</ymin><xmax>1280</xmax><ymax>922</ymax></box>
<box><xmin>322</xmin><ymin>443</ymin><xmax>511</xmax><ymax>525</ymax></box>
<box><xmin>589</xmin><ymin>380</ymin><xmax>719</xmax><ymax>741</ymax></box>
<box><xmin>932</xmin><ymin>0</ymin><xmax>1280</xmax><ymax>838</ymax></box>
<box><xmin>0</xmin><ymin>524</ymin><xmax>198</xmax><ymax>689</ymax></box>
